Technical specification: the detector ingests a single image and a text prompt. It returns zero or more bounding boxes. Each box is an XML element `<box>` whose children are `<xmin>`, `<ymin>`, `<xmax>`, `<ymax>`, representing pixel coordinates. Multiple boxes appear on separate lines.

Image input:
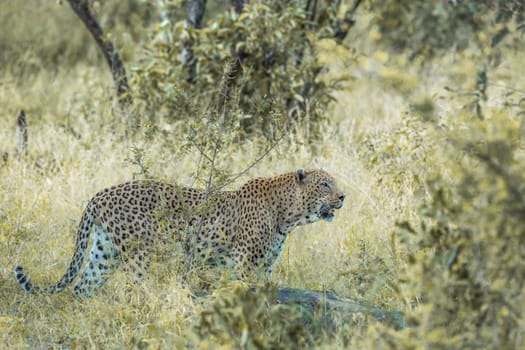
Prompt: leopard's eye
<box><xmin>320</xmin><ymin>181</ymin><xmax>330</xmax><ymax>189</ymax></box>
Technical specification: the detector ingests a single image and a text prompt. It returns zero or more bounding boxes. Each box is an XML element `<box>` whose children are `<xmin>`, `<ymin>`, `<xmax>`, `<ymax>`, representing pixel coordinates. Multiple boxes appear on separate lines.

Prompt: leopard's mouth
<box><xmin>320</xmin><ymin>204</ymin><xmax>336</xmax><ymax>222</ymax></box>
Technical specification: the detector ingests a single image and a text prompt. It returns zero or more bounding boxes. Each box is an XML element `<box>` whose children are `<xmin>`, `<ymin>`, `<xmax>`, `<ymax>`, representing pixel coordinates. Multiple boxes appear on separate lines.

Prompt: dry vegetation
<box><xmin>1</xmin><ymin>1</ymin><xmax>524</xmax><ymax>349</ymax></box>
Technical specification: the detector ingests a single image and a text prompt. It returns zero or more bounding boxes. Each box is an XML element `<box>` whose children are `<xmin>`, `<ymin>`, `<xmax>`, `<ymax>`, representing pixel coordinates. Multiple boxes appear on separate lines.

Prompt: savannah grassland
<box><xmin>1</xmin><ymin>1</ymin><xmax>524</xmax><ymax>349</ymax></box>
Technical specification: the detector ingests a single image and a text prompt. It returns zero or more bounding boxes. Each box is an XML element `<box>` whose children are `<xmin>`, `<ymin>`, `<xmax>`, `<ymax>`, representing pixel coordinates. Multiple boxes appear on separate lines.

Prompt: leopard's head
<box><xmin>290</xmin><ymin>168</ymin><xmax>345</xmax><ymax>225</ymax></box>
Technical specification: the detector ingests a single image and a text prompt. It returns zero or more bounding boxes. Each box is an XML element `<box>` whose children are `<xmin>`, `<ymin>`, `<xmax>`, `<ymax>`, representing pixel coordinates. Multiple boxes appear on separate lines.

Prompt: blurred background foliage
<box><xmin>0</xmin><ymin>1</ymin><xmax>152</xmax><ymax>74</ymax></box>
<box><xmin>390</xmin><ymin>110</ymin><xmax>525</xmax><ymax>348</ymax></box>
<box><xmin>1</xmin><ymin>0</ymin><xmax>524</xmax><ymax>349</ymax></box>
<box><xmin>367</xmin><ymin>0</ymin><xmax>525</xmax><ymax>60</ymax></box>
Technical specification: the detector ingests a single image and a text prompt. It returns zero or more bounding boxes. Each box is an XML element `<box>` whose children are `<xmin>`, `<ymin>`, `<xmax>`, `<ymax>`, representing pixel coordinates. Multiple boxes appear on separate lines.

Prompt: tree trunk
<box><xmin>66</xmin><ymin>0</ymin><xmax>132</xmax><ymax>114</ymax></box>
<box><xmin>182</xmin><ymin>0</ymin><xmax>208</xmax><ymax>83</ymax></box>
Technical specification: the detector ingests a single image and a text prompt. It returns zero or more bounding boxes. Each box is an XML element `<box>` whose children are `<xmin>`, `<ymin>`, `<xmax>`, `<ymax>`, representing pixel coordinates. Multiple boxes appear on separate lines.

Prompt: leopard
<box><xmin>14</xmin><ymin>168</ymin><xmax>345</xmax><ymax>297</ymax></box>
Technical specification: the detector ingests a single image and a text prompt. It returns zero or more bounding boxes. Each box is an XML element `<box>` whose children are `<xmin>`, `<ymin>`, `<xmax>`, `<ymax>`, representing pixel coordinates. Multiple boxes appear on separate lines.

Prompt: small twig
<box><xmin>188</xmin><ymin>131</ymin><xmax>214</xmax><ymax>163</ymax></box>
<box><xmin>217</xmin><ymin>57</ymin><xmax>243</xmax><ymax>115</ymax></box>
<box><xmin>15</xmin><ymin>110</ymin><xmax>28</xmax><ymax>159</ymax></box>
<box><xmin>487</xmin><ymin>83</ymin><xmax>525</xmax><ymax>95</ymax></box>
<box><xmin>214</xmin><ymin>131</ymin><xmax>288</xmax><ymax>192</ymax></box>
<box><xmin>446</xmin><ymin>246</ymin><xmax>460</xmax><ymax>270</ymax></box>
<box><xmin>184</xmin><ymin>131</ymin><xmax>220</xmax><ymax>280</ymax></box>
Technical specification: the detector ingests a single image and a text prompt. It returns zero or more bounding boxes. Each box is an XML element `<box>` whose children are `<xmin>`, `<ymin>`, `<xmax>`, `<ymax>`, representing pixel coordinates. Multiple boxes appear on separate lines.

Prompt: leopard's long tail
<box><xmin>14</xmin><ymin>200</ymin><xmax>97</xmax><ymax>295</ymax></box>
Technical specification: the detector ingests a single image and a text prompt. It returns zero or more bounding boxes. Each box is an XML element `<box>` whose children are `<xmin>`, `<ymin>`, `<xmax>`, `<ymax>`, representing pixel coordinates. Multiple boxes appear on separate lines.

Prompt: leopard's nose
<box><xmin>339</xmin><ymin>194</ymin><xmax>345</xmax><ymax>202</ymax></box>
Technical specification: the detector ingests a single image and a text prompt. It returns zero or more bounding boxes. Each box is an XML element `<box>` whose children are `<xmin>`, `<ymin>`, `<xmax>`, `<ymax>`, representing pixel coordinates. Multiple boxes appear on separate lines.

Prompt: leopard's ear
<box><xmin>295</xmin><ymin>168</ymin><xmax>308</xmax><ymax>183</ymax></box>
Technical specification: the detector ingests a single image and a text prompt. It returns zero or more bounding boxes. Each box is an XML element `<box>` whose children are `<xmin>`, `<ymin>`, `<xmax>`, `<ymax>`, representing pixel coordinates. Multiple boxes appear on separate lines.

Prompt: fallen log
<box><xmin>269</xmin><ymin>286</ymin><xmax>405</xmax><ymax>330</ymax></box>
<box><xmin>198</xmin><ymin>282</ymin><xmax>405</xmax><ymax>330</ymax></box>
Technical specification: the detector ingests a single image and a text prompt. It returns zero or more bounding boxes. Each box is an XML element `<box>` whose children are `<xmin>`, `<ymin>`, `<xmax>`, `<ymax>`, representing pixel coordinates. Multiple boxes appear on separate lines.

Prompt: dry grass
<box><xmin>1</xmin><ymin>2</ymin><xmax>524</xmax><ymax>349</ymax></box>
<box><xmin>0</xmin><ymin>62</ymin><xmax>410</xmax><ymax>347</ymax></box>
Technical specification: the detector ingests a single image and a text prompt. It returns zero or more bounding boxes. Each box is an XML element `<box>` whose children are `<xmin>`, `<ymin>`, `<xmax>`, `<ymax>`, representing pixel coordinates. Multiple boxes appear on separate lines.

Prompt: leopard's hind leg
<box><xmin>119</xmin><ymin>215</ymin><xmax>156</xmax><ymax>285</ymax></box>
<box><xmin>73</xmin><ymin>224</ymin><xmax>120</xmax><ymax>297</ymax></box>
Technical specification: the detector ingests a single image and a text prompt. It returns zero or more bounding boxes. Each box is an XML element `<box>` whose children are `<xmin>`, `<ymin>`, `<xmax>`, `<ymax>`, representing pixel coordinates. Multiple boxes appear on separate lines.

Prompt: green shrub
<box><xmin>132</xmin><ymin>1</ymin><xmax>354</xmax><ymax>136</ymax></box>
